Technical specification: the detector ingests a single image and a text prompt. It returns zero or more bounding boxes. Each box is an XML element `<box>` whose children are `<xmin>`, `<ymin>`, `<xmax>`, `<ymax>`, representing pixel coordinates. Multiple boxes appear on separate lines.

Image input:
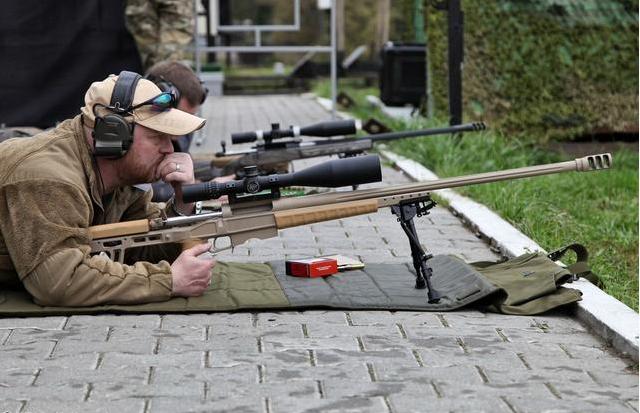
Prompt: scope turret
<box><xmin>231</xmin><ymin>119</ymin><xmax>361</xmax><ymax>144</ymax></box>
<box><xmin>182</xmin><ymin>154</ymin><xmax>382</xmax><ymax>203</ymax></box>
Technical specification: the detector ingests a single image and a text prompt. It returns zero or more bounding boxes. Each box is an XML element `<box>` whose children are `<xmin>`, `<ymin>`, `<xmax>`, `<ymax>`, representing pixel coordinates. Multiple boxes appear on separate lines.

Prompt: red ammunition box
<box><xmin>285</xmin><ymin>257</ymin><xmax>338</xmax><ymax>278</ymax></box>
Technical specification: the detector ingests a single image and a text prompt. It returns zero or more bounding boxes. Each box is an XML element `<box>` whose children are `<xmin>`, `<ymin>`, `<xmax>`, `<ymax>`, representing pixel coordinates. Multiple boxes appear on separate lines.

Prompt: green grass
<box><xmin>313</xmin><ymin>80</ymin><xmax>639</xmax><ymax>311</ymax></box>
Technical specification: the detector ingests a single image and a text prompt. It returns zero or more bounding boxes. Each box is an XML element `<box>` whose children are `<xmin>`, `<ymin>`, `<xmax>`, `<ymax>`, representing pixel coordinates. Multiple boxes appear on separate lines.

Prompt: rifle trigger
<box><xmin>209</xmin><ymin>239</ymin><xmax>233</xmax><ymax>256</ymax></box>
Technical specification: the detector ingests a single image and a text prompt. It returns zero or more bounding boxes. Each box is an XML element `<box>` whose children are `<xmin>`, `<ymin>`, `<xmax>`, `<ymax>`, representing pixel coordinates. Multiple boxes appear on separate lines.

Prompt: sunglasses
<box><xmin>127</xmin><ymin>92</ymin><xmax>176</xmax><ymax>113</ymax></box>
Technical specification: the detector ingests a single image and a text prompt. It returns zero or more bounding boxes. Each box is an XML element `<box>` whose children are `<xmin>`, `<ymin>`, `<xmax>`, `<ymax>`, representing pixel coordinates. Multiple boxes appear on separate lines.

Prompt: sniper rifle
<box><xmin>90</xmin><ymin>153</ymin><xmax>612</xmax><ymax>303</ymax></box>
<box><xmin>193</xmin><ymin>120</ymin><xmax>486</xmax><ymax>179</ymax></box>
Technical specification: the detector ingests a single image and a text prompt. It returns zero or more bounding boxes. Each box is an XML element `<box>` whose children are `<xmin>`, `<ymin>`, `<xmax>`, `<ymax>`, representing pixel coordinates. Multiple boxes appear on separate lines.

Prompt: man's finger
<box><xmin>163</xmin><ymin>171</ymin><xmax>186</xmax><ymax>183</ymax></box>
<box><xmin>186</xmin><ymin>241</ymin><xmax>212</xmax><ymax>256</ymax></box>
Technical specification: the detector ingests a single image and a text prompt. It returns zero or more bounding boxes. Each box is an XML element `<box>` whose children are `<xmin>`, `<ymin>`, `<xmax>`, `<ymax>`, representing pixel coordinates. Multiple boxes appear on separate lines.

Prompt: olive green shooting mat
<box><xmin>0</xmin><ymin>251</ymin><xmax>586</xmax><ymax>316</ymax></box>
<box><xmin>0</xmin><ymin>255</ymin><xmax>501</xmax><ymax>316</ymax></box>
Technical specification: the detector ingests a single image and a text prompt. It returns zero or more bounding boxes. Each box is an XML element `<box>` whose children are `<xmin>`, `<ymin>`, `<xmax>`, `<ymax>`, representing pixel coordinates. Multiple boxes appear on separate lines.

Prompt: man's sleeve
<box><xmin>157</xmin><ymin>0</ymin><xmax>194</xmax><ymax>62</ymax></box>
<box><xmin>124</xmin><ymin>0</ymin><xmax>159</xmax><ymax>68</ymax></box>
<box><xmin>0</xmin><ymin>181</ymin><xmax>173</xmax><ymax>306</ymax></box>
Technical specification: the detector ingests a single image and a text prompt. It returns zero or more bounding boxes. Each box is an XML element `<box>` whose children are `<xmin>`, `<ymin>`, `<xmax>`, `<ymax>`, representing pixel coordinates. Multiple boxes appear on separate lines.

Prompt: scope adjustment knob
<box><xmin>243</xmin><ymin>166</ymin><xmax>258</xmax><ymax>178</ymax></box>
<box><xmin>246</xmin><ymin>180</ymin><xmax>260</xmax><ymax>193</ymax></box>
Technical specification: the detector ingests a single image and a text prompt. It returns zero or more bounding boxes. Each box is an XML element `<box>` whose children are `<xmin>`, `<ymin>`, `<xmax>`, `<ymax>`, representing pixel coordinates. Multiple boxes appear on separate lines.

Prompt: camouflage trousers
<box><xmin>125</xmin><ymin>0</ymin><xmax>195</xmax><ymax>69</ymax></box>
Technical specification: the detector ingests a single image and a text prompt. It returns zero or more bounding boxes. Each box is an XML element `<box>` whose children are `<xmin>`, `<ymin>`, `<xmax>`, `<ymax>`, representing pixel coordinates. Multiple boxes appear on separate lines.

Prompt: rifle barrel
<box><xmin>273</xmin><ymin>153</ymin><xmax>612</xmax><ymax>211</ymax></box>
<box><xmin>369</xmin><ymin>122</ymin><xmax>486</xmax><ymax>143</ymax></box>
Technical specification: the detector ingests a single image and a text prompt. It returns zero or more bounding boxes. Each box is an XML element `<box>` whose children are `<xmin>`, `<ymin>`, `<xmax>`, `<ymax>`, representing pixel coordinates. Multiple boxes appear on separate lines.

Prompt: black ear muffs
<box><xmin>93</xmin><ymin>70</ymin><xmax>142</xmax><ymax>157</ymax></box>
<box><xmin>156</xmin><ymin>80</ymin><xmax>180</xmax><ymax>107</ymax></box>
<box><xmin>93</xmin><ymin>113</ymin><xmax>134</xmax><ymax>157</ymax></box>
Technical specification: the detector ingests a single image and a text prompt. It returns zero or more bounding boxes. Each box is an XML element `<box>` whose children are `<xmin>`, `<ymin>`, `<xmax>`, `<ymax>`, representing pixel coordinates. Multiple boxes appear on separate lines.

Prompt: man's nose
<box><xmin>162</xmin><ymin>137</ymin><xmax>175</xmax><ymax>153</ymax></box>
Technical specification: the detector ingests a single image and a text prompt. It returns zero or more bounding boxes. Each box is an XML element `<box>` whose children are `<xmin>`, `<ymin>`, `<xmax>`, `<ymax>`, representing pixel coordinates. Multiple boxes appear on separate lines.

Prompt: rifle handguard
<box><xmin>274</xmin><ymin>200</ymin><xmax>378</xmax><ymax>229</ymax></box>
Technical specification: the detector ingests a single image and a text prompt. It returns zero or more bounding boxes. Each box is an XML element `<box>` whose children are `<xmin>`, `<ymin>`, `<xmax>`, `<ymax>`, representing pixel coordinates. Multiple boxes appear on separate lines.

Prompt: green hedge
<box><xmin>426</xmin><ymin>0</ymin><xmax>639</xmax><ymax>141</ymax></box>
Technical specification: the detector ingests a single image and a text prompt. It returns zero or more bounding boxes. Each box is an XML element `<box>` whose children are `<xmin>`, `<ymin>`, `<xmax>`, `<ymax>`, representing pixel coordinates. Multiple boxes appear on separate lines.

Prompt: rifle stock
<box><xmin>89</xmin><ymin>153</ymin><xmax>611</xmax><ymax>263</ymax></box>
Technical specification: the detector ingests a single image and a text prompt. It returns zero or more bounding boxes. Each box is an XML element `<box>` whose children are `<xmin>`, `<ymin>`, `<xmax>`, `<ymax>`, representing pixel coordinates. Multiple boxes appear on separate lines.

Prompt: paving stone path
<box><xmin>0</xmin><ymin>95</ymin><xmax>636</xmax><ymax>413</ymax></box>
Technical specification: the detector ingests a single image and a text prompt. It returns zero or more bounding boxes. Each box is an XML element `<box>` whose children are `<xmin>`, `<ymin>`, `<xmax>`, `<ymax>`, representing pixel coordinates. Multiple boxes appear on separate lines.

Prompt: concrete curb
<box><xmin>379</xmin><ymin>149</ymin><xmax>639</xmax><ymax>362</ymax></box>
<box><xmin>314</xmin><ymin>96</ymin><xmax>354</xmax><ymax>120</ymax></box>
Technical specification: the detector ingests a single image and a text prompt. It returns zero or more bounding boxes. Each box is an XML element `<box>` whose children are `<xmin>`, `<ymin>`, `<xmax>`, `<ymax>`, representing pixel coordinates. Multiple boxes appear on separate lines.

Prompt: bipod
<box><xmin>390</xmin><ymin>197</ymin><xmax>441</xmax><ymax>304</ymax></box>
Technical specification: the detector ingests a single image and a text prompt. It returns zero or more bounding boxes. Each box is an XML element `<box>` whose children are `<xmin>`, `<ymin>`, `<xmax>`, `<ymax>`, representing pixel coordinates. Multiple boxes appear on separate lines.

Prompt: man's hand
<box><xmin>158</xmin><ymin>153</ymin><xmax>195</xmax><ymax>214</ymax></box>
<box><xmin>170</xmin><ymin>242</ymin><xmax>216</xmax><ymax>297</ymax></box>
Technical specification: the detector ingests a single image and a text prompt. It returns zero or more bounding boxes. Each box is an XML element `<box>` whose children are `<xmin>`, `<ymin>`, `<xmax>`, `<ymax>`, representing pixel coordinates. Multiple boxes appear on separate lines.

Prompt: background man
<box><xmin>145</xmin><ymin>60</ymin><xmax>208</xmax><ymax>153</ymax></box>
<box><xmin>0</xmin><ymin>72</ymin><xmax>215</xmax><ymax>306</ymax></box>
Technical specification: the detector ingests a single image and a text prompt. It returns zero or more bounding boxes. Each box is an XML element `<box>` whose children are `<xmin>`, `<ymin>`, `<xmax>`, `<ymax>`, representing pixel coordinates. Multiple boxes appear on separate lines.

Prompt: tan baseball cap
<box><xmin>81</xmin><ymin>73</ymin><xmax>206</xmax><ymax>136</ymax></box>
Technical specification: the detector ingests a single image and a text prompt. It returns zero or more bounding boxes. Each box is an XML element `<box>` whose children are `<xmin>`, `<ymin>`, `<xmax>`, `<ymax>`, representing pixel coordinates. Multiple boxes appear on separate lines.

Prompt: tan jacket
<box><xmin>0</xmin><ymin>116</ymin><xmax>180</xmax><ymax>306</ymax></box>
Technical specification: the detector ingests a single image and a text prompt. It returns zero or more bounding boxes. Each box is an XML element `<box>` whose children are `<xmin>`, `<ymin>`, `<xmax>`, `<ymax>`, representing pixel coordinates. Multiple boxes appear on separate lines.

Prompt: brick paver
<box><xmin>0</xmin><ymin>95</ymin><xmax>636</xmax><ymax>412</ymax></box>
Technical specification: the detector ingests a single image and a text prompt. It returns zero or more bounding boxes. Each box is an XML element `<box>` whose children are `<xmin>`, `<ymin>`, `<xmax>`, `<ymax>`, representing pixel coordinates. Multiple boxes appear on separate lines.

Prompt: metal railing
<box><xmin>193</xmin><ymin>0</ymin><xmax>338</xmax><ymax>117</ymax></box>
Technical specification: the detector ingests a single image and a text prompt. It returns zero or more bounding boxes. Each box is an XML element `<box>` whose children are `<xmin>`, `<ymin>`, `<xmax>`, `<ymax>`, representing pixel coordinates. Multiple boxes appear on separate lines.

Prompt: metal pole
<box><xmin>293</xmin><ymin>0</ymin><xmax>301</xmax><ymax>29</ymax></box>
<box><xmin>413</xmin><ymin>0</ymin><xmax>426</xmax><ymax>43</ymax></box>
<box><xmin>425</xmin><ymin>4</ymin><xmax>434</xmax><ymax>118</ymax></box>
<box><xmin>448</xmin><ymin>0</ymin><xmax>463</xmax><ymax>125</ymax></box>
<box><xmin>330</xmin><ymin>0</ymin><xmax>337</xmax><ymax>119</ymax></box>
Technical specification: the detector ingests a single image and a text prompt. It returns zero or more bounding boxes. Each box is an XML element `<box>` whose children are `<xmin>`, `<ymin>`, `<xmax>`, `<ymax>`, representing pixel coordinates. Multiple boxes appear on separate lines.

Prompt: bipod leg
<box><xmin>404</xmin><ymin>218</ymin><xmax>429</xmax><ymax>289</ymax></box>
<box><xmin>390</xmin><ymin>199</ymin><xmax>441</xmax><ymax>304</ymax></box>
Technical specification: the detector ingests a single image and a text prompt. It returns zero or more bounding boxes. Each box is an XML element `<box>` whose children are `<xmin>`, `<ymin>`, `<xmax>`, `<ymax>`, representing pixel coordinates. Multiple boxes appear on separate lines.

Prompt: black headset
<box><xmin>92</xmin><ymin>70</ymin><xmax>142</xmax><ymax>158</ymax></box>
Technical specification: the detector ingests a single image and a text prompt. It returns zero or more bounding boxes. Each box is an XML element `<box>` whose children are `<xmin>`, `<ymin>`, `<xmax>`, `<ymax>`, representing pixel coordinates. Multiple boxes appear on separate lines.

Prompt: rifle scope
<box><xmin>182</xmin><ymin>154</ymin><xmax>382</xmax><ymax>203</ymax></box>
<box><xmin>231</xmin><ymin>119</ymin><xmax>361</xmax><ymax>144</ymax></box>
